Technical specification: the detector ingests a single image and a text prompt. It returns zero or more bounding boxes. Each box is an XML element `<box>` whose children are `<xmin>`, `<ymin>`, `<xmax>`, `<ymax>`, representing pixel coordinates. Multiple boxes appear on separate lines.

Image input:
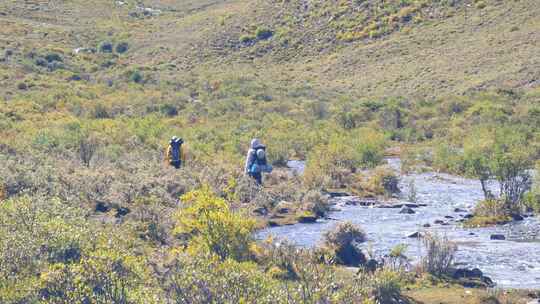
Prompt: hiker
<box><xmin>166</xmin><ymin>136</ymin><xmax>185</xmax><ymax>169</ymax></box>
<box><xmin>245</xmin><ymin>138</ymin><xmax>272</xmax><ymax>185</ymax></box>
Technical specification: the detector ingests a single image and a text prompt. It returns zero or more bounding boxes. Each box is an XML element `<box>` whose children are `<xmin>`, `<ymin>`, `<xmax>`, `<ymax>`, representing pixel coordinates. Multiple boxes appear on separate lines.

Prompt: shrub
<box><xmin>323</xmin><ymin>222</ymin><xmax>366</xmax><ymax>266</ymax></box>
<box><xmin>255</xmin><ymin>27</ymin><xmax>273</xmax><ymax>40</ymax></box>
<box><xmin>129</xmin><ymin>70</ymin><xmax>143</xmax><ymax>83</ymax></box>
<box><xmin>163</xmin><ymin>253</ymin><xmax>281</xmax><ymax>303</ymax></box>
<box><xmin>301</xmin><ymin>190</ymin><xmax>330</xmax><ymax>217</ymax></box>
<box><xmin>420</xmin><ymin>233</ymin><xmax>457</xmax><ymax>276</ymax></box>
<box><xmin>44</xmin><ymin>52</ymin><xmax>62</xmax><ymax>63</ymax></box>
<box><xmin>463</xmin><ymin>126</ymin><xmax>534</xmax><ymax>209</ymax></box>
<box><xmin>78</xmin><ymin>135</ymin><xmax>99</xmax><ymax>167</ymax></box>
<box><xmin>365</xmin><ymin>268</ymin><xmax>402</xmax><ymax>304</ymax></box>
<box><xmin>115</xmin><ymin>42</ymin><xmax>129</xmax><ymax>53</ymax></box>
<box><xmin>239</xmin><ymin>34</ymin><xmax>255</xmax><ymax>44</ymax></box>
<box><xmin>35</xmin><ymin>57</ymin><xmax>47</xmax><ymax>67</ymax></box>
<box><xmin>174</xmin><ymin>188</ymin><xmax>256</xmax><ymax>261</ymax></box>
<box><xmin>358</xmin><ymin>166</ymin><xmax>400</xmax><ymax>197</ymax></box>
<box><xmin>98</xmin><ymin>41</ymin><xmax>113</xmax><ymax>53</ymax></box>
<box><xmin>159</xmin><ymin>103</ymin><xmax>178</xmax><ymax>117</ymax></box>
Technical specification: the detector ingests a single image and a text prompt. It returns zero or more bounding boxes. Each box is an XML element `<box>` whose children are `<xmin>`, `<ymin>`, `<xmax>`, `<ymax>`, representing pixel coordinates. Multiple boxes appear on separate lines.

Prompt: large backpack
<box><xmin>170</xmin><ymin>140</ymin><xmax>183</xmax><ymax>163</ymax></box>
<box><xmin>250</xmin><ymin>147</ymin><xmax>272</xmax><ymax>173</ymax></box>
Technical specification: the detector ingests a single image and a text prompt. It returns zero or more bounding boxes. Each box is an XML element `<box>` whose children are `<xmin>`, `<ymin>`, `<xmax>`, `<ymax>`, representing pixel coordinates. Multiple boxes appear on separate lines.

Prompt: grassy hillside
<box><xmin>0</xmin><ymin>0</ymin><xmax>539</xmax><ymax>303</ymax></box>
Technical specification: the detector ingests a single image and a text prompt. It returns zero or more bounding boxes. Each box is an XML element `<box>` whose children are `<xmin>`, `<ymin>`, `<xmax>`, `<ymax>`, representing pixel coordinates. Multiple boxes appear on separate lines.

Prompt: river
<box><xmin>258</xmin><ymin>159</ymin><xmax>540</xmax><ymax>289</ymax></box>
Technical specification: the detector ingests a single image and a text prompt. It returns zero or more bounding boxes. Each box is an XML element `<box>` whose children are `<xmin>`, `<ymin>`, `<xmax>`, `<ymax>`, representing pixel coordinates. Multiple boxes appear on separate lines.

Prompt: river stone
<box><xmin>365</xmin><ymin>259</ymin><xmax>378</xmax><ymax>272</ymax></box>
<box><xmin>297</xmin><ymin>214</ymin><xmax>317</xmax><ymax>223</ymax></box>
<box><xmin>452</xmin><ymin>268</ymin><xmax>483</xmax><ymax>279</ymax></box>
<box><xmin>434</xmin><ymin>219</ymin><xmax>445</xmax><ymax>224</ymax></box>
<box><xmin>464</xmin><ymin>214</ymin><xmax>474</xmax><ymax>219</ymax></box>
<box><xmin>408</xmin><ymin>232</ymin><xmax>422</xmax><ymax>238</ymax></box>
<box><xmin>324</xmin><ymin>190</ymin><xmax>351</xmax><ymax>198</ymax></box>
<box><xmin>445</xmin><ymin>215</ymin><xmax>454</xmax><ymax>219</ymax></box>
<box><xmin>423</xmin><ymin>223</ymin><xmax>431</xmax><ymax>228</ymax></box>
<box><xmin>454</xmin><ymin>208</ymin><xmax>467</xmax><ymax>213</ymax></box>
<box><xmin>511</xmin><ymin>214</ymin><xmax>524</xmax><ymax>221</ymax></box>
<box><xmin>490</xmin><ymin>234</ymin><xmax>506</xmax><ymax>240</ymax></box>
<box><xmin>399</xmin><ymin>206</ymin><xmax>415</xmax><ymax>214</ymax></box>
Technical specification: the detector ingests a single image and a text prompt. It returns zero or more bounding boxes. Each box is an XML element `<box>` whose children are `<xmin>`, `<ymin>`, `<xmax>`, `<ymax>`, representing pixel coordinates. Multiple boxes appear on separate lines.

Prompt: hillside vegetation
<box><xmin>0</xmin><ymin>0</ymin><xmax>539</xmax><ymax>303</ymax></box>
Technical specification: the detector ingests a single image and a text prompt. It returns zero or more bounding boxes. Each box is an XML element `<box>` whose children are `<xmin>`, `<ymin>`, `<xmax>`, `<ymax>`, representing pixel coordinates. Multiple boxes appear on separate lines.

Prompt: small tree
<box><xmin>78</xmin><ymin>135</ymin><xmax>98</xmax><ymax>168</ymax></box>
<box><xmin>464</xmin><ymin>126</ymin><xmax>534</xmax><ymax>211</ymax></box>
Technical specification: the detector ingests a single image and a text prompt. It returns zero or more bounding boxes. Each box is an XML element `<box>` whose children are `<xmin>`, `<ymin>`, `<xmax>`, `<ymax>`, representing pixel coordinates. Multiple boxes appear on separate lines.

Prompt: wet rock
<box><xmin>469</xmin><ymin>232</ymin><xmax>476</xmax><ymax>236</ymax></box>
<box><xmin>511</xmin><ymin>214</ymin><xmax>524</xmax><ymax>221</ymax></box>
<box><xmin>423</xmin><ymin>223</ymin><xmax>431</xmax><ymax>228</ymax></box>
<box><xmin>453</xmin><ymin>268</ymin><xmax>483</xmax><ymax>279</ymax></box>
<box><xmin>454</xmin><ymin>208</ymin><xmax>467</xmax><ymax>213</ymax></box>
<box><xmin>445</xmin><ymin>215</ymin><xmax>454</xmax><ymax>219</ymax></box>
<box><xmin>324</xmin><ymin>190</ymin><xmax>351</xmax><ymax>198</ymax></box>
<box><xmin>378</xmin><ymin>204</ymin><xmax>402</xmax><ymax>208</ymax></box>
<box><xmin>364</xmin><ymin>259</ymin><xmax>378</xmax><ymax>273</ymax></box>
<box><xmin>405</xmin><ymin>203</ymin><xmax>427</xmax><ymax>208</ymax></box>
<box><xmin>452</xmin><ymin>268</ymin><xmax>495</xmax><ymax>288</ymax></box>
<box><xmin>399</xmin><ymin>206</ymin><xmax>416</xmax><ymax>214</ymax></box>
<box><xmin>490</xmin><ymin>234</ymin><xmax>506</xmax><ymax>240</ymax></box>
<box><xmin>358</xmin><ymin>200</ymin><xmax>380</xmax><ymax>206</ymax></box>
<box><xmin>336</xmin><ymin>243</ymin><xmax>366</xmax><ymax>267</ymax></box>
<box><xmin>434</xmin><ymin>219</ymin><xmax>445</xmax><ymax>224</ymax></box>
<box><xmin>408</xmin><ymin>232</ymin><xmax>422</xmax><ymax>238</ymax></box>
<box><xmin>464</xmin><ymin>214</ymin><xmax>474</xmax><ymax>219</ymax></box>
<box><xmin>297</xmin><ymin>214</ymin><xmax>317</xmax><ymax>223</ymax></box>
<box><xmin>268</xmin><ymin>221</ymin><xmax>279</xmax><ymax>227</ymax></box>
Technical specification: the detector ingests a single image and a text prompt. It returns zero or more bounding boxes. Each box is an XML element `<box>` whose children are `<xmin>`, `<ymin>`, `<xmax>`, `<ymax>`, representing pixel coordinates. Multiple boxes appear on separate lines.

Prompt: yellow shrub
<box><xmin>174</xmin><ymin>188</ymin><xmax>256</xmax><ymax>261</ymax></box>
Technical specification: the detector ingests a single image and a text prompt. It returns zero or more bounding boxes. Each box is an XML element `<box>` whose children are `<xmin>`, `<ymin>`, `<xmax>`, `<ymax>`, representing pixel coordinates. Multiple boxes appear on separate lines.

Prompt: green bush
<box><xmin>115</xmin><ymin>42</ymin><xmax>129</xmax><ymax>53</ymax></box>
<box><xmin>255</xmin><ymin>27</ymin><xmax>273</xmax><ymax>40</ymax></box>
<box><xmin>323</xmin><ymin>222</ymin><xmax>367</xmax><ymax>266</ymax></box>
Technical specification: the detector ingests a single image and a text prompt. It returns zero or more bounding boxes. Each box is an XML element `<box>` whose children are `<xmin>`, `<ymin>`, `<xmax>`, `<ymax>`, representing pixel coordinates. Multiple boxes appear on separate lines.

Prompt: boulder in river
<box><xmin>407</xmin><ymin>232</ymin><xmax>422</xmax><ymax>238</ymax></box>
<box><xmin>464</xmin><ymin>214</ymin><xmax>474</xmax><ymax>219</ymax></box>
<box><xmin>511</xmin><ymin>214</ymin><xmax>524</xmax><ymax>221</ymax></box>
<box><xmin>490</xmin><ymin>234</ymin><xmax>506</xmax><ymax>240</ymax></box>
<box><xmin>399</xmin><ymin>206</ymin><xmax>416</xmax><ymax>214</ymax></box>
<box><xmin>423</xmin><ymin>223</ymin><xmax>431</xmax><ymax>228</ymax></box>
<box><xmin>324</xmin><ymin>190</ymin><xmax>351</xmax><ymax>198</ymax></box>
<box><xmin>452</xmin><ymin>267</ymin><xmax>495</xmax><ymax>288</ymax></box>
<box><xmin>434</xmin><ymin>219</ymin><xmax>445</xmax><ymax>224</ymax></box>
<box><xmin>454</xmin><ymin>208</ymin><xmax>467</xmax><ymax>213</ymax></box>
<box><xmin>444</xmin><ymin>215</ymin><xmax>454</xmax><ymax>219</ymax></box>
<box><xmin>297</xmin><ymin>214</ymin><xmax>317</xmax><ymax>223</ymax></box>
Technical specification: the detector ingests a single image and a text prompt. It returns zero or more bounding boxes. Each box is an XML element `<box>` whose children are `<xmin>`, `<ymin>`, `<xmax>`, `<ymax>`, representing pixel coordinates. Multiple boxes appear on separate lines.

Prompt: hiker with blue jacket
<box><xmin>166</xmin><ymin>136</ymin><xmax>185</xmax><ymax>169</ymax></box>
<box><xmin>245</xmin><ymin>138</ymin><xmax>272</xmax><ymax>185</ymax></box>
